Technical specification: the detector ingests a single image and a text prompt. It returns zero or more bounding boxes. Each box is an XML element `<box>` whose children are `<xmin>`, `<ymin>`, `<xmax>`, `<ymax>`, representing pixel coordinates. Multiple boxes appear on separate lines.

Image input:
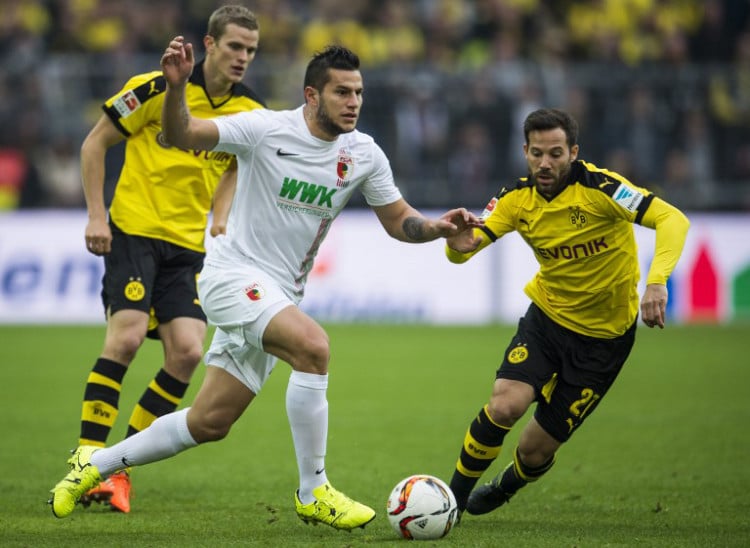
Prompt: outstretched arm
<box><xmin>372</xmin><ymin>199</ymin><xmax>482</xmax><ymax>243</ymax></box>
<box><xmin>160</xmin><ymin>36</ymin><xmax>220</xmax><ymax>150</ymax></box>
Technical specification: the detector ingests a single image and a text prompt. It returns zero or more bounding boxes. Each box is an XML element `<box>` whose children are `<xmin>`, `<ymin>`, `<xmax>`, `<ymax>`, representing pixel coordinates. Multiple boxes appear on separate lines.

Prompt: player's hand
<box><xmin>640</xmin><ymin>283</ymin><xmax>668</xmax><ymax>328</ymax></box>
<box><xmin>446</xmin><ymin>228</ymin><xmax>483</xmax><ymax>254</ymax></box>
<box><xmin>161</xmin><ymin>36</ymin><xmax>194</xmax><ymax>87</ymax></box>
<box><xmin>210</xmin><ymin>223</ymin><xmax>226</xmax><ymax>237</ymax></box>
<box><xmin>433</xmin><ymin>208</ymin><xmax>483</xmax><ymax>237</ymax></box>
<box><xmin>85</xmin><ymin>218</ymin><xmax>112</xmax><ymax>256</ymax></box>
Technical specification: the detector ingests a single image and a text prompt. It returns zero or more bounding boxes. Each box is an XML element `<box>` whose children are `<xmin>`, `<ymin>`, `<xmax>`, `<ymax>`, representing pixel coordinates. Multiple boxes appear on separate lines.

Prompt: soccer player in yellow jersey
<box><xmin>445</xmin><ymin>108</ymin><xmax>690</xmax><ymax>519</ymax></box>
<box><xmin>71</xmin><ymin>5</ymin><xmax>265</xmax><ymax>513</ymax></box>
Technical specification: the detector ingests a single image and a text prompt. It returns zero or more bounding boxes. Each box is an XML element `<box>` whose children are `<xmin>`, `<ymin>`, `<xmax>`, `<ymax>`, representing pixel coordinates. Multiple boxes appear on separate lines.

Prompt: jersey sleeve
<box><xmin>640</xmin><ymin>197</ymin><xmax>690</xmax><ymax>285</ymax></box>
<box><xmin>591</xmin><ymin>166</ymin><xmax>656</xmax><ymax>225</ymax></box>
<box><xmin>102</xmin><ymin>71</ymin><xmax>165</xmax><ymax>137</ymax></box>
<box><xmin>592</xmin><ymin>162</ymin><xmax>690</xmax><ymax>285</ymax></box>
<box><xmin>214</xmin><ymin>110</ymin><xmax>266</xmax><ymax>155</ymax></box>
<box><xmin>360</xmin><ymin>142</ymin><xmax>402</xmax><ymax>207</ymax></box>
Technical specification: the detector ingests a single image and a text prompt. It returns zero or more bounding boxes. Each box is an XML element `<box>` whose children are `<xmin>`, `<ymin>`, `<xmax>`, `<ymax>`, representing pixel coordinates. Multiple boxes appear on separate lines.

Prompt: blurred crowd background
<box><xmin>1</xmin><ymin>0</ymin><xmax>749</xmax><ymax>211</ymax></box>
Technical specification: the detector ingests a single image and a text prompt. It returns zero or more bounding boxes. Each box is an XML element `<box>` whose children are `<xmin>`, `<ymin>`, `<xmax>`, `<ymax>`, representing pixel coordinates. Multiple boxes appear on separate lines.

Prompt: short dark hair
<box><xmin>207</xmin><ymin>4</ymin><xmax>259</xmax><ymax>39</ymax></box>
<box><xmin>523</xmin><ymin>108</ymin><xmax>579</xmax><ymax>148</ymax></box>
<box><xmin>304</xmin><ymin>45</ymin><xmax>360</xmax><ymax>91</ymax></box>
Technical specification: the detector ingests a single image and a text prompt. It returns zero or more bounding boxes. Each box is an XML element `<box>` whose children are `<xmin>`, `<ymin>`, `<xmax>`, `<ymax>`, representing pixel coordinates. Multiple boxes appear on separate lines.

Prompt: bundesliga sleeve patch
<box><xmin>481</xmin><ymin>196</ymin><xmax>498</xmax><ymax>220</ymax></box>
<box><xmin>612</xmin><ymin>183</ymin><xmax>644</xmax><ymax>212</ymax></box>
<box><xmin>112</xmin><ymin>90</ymin><xmax>142</xmax><ymax>119</ymax></box>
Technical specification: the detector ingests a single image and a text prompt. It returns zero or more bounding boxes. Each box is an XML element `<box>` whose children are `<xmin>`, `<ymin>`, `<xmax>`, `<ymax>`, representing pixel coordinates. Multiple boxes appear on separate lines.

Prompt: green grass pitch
<box><xmin>0</xmin><ymin>323</ymin><xmax>748</xmax><ymax>547</ymax></box>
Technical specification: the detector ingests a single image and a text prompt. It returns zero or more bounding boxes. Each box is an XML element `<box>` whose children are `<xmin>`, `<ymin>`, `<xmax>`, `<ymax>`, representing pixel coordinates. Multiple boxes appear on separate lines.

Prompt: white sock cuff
<box><xmin>289</xmin><ymin>370</ymin><xmax>328</xmax><ymax>390</ymax></box>
<box><xmin>174</xmin><ymin>408</ymin><xmax>198</xmax><ymax>447</ymax></box>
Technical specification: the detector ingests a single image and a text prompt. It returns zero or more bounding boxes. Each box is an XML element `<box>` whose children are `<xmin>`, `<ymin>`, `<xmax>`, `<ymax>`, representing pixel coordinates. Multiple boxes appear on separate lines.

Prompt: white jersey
<box><xmin>207</xmin><ymin>106</ymin><xmax>402</xmax><ymax>300</ymax></box>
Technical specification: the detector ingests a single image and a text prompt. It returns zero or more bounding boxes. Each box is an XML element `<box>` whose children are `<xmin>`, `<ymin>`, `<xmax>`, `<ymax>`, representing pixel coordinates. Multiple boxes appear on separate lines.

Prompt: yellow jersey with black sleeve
<box><xmin>447</xmin><ymin>160</ymin><xmax>689</xmax><ymax>338</ymax></box>
<box><xmin>102</xmin><ymin>60</ymin><xmax>265</xmax><ymax>252</ymax></box>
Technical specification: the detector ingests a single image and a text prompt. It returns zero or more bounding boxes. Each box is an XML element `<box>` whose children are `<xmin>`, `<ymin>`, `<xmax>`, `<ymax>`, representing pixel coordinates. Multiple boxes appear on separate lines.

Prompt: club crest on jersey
<box><xmin>124</xmin><ymin>278</ymin><xmax>145</xmax><ymax>301</ymax></box>
<box><xmin>569</xmin><ymin>206</ymin><xmax>587</xmax><ymax>229</ymax></box>
<box><xmin>112</xmin><ymin>90</ymin><xmax>141</xmax><ymax>119</ymax></box>
<box><xmin>613</xmin><ymin>183</ymin><xmax>644</xmax><ymax>212</ymax></box>
<box><xmin>245</xmin><ymin>283</ymin><xmax>265</xmax><ymax>301</ymax></box>
<box><xmin>508</xmin><ymin>344</ymin><xmax>528</xmax><ymax>364</ymax></box>
<box><xmin>336</xmin><ymin>149</ymin><xmax>353</xmax><ymax>188</ymax></box>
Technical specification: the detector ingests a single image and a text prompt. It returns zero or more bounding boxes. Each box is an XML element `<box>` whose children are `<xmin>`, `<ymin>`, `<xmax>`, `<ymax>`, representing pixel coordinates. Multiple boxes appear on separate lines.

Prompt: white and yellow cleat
<box><xmin>295</xmin><ymin>482</ymin><xmax>376</xmax><ymax>531</ymax></box>
<box><xmin>49</xmin><ymin>446</ymin><xmax>103</xmax><ymax>518</ymax></box>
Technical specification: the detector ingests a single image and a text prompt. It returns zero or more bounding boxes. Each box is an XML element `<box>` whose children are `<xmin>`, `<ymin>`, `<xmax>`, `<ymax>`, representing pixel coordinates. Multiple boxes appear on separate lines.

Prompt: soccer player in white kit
<box><xmin>49</xmin><ymin>38</ymin><xmax>483</xmax><ymax>530</ymax></box>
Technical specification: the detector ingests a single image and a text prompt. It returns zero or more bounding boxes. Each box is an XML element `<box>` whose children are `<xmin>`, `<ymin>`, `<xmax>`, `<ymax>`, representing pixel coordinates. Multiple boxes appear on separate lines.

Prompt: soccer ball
<box><xmin>386</xmin><ymin>474</ymin><xmax>458</xmax><ymax>540</ymax></box>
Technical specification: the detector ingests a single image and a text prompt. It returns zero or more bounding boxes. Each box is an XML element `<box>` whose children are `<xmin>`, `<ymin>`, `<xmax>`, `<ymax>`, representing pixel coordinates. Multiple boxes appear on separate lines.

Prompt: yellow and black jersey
<box><xmin>102</xmin><ymin>60</ymin><xmax>265</xmax><ymax>252</ymax></box>
<box><xmin>447</xmin><ymin>160</ymin><xmax>689</xmax><ymax>338</ymax></box>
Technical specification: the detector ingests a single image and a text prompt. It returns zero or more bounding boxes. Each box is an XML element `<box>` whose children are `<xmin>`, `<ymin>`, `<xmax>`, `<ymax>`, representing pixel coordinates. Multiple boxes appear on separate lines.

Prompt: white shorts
<box><xmin>199</xmin><ymin>261</ymin><xmax>294</xmax><ymax>393</ymax></box>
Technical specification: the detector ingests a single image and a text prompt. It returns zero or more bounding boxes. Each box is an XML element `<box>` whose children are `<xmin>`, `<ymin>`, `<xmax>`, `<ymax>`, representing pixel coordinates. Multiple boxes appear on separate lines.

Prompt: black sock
<box><xmin>449</xmin><ymin>405</ymin><xmax>511</xmax><ymax>510</ymax></box>
<box><xmin>79</xmin><ymin>358</ymin><xmax>128</xmax><ymax>446</ymax></box>
<box><xmin>125</xmin><ymin>368</ymin><xmax>188</xmax><ymax>437</ymax></box>
<box><xmin>498</xmin><ymin>446</ymin><xmax>556</xmax><ymax>498</ymax></box>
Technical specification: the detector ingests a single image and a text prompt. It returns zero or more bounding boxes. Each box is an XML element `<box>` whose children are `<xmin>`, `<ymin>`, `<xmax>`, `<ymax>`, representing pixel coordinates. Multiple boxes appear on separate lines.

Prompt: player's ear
<box><xmin>570</xmin><ymin>144</ymin><xmax>579</xmax><ymax>162</ymax></box>
<box><xmin>304</xmin><ymin>86</ymin><xmax>318</xmax><ymax>107</ymax></box>
<box><xmin>204</xmin><ymin>34</ymin><xmax>215</xmax><ymax>53</ymax></box>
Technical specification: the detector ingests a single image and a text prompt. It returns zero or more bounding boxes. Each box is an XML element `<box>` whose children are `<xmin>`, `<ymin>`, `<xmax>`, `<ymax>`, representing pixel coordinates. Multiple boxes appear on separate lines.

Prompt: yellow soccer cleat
<box><xmin>48</xmin><ymin>446</ymin><xmax>103</xmax><ymax>518</ymax></box>
<box><xmin>295</xmin><ymin>482</ymin><xmax>376</xmax><ymax>531</ymax></box>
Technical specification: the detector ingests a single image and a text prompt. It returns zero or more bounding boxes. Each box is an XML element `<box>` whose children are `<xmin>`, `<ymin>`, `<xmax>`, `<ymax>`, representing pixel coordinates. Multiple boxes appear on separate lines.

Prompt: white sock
<box><xmin>90</xmin><ymin>408</ymin><xmax>197</xmax><ymax>476</ymax></box>
<box><xmin>286</xmin><ymin>370</ymin><xmax>329</xmax><ymax>504</ymax></box>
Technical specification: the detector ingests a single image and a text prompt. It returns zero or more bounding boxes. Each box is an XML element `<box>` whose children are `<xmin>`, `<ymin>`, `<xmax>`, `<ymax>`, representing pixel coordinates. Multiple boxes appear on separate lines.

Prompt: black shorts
<box><xmin>496</xmin><ymin>303</ymin><xmax>636</xmax><ymax>443</ymax></box>
<box><xmin>101</xmin><ymin>221</ymin><xmax>207</xmax><ymax>338</ymax></box>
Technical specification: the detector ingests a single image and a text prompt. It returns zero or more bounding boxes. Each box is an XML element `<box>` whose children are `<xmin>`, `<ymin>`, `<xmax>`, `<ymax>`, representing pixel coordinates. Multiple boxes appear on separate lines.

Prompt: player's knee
<box><xmin>162</xmin><ymin>345</ymin><xmax>203</xmax><ymax>383</ymax></box>
<box><xmin>291</xmin><ymin>334</ymin><xmax>330</xmax><ymax>373</ymax></box>
<box><xmin>487</xmin><ymin>398</ymin><xmax>527</xmax><ymax>426</ymax></box>
<box><xmin>107</xmin><ymin>331</ymin><xmax>147</xmax><ymax>363</ymax></box>
<box><xmin>170</xmin><ymin>341</ymin><xmax>204</xmax><ymax>371</ymax></box>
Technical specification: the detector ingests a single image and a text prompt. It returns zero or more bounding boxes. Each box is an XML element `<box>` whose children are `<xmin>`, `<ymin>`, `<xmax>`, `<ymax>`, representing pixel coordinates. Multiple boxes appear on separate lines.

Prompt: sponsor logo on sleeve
<box><xmin>481</xmin><ymin>197</ymin><xmax>498</xmax><ymax>220</ymax></box>
<box><xmin>112</xmin><ymin>90</ymin><xmax>142</xmax><ymax>119</ymax></box>
<box><xmin>613</xmin><ymin>183</ymin><xmax>644</xmax><ymax>212</ymax></box>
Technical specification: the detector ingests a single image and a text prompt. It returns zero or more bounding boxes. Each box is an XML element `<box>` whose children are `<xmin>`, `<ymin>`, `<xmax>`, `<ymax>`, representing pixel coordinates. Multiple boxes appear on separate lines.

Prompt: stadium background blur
<box><xmin>0</xmin><ymin>0</ymin><xmax>749</xmax><ymax>212</ymax></box>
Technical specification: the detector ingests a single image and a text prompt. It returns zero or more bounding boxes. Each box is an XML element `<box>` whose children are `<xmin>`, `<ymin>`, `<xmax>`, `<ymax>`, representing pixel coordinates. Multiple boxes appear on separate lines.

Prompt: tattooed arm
<box><xmin>160</xmin><ymin>35</ymin><xmax>219</xmax><ymax>150</ymax></box>
<box><xmin>373</xmin><ymin>199</ymin><xmax>482</xmax><ymax>243</ymax></box>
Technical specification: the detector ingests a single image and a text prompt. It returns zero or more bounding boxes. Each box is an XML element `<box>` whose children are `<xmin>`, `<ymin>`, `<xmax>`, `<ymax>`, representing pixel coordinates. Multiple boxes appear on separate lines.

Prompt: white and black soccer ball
<box><xmin>386</xmin><ymin>474</ymin><xmax>458</xmax><ymax>540</ymax></box>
